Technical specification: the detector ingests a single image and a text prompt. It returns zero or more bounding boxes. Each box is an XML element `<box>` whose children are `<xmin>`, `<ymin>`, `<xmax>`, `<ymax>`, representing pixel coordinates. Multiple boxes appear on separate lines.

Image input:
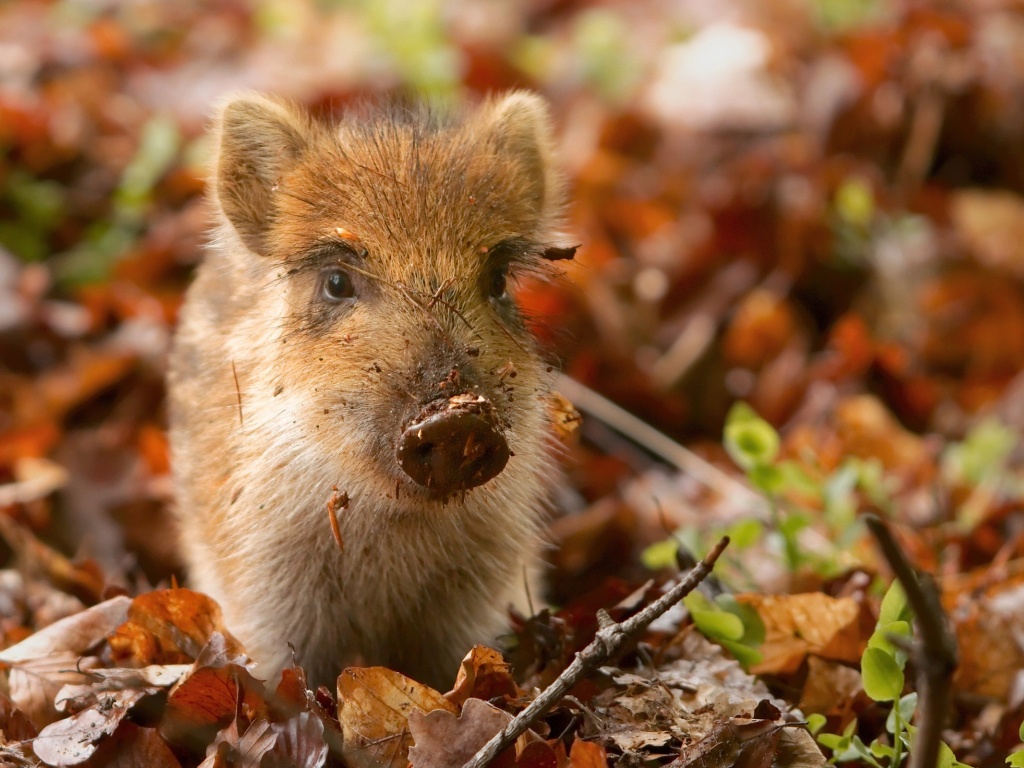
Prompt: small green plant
<box><xmin>813</xmin><ymin>581</ymin><xmax>968</xmax><ymax>768</ymax></box>
<box><xmin>1007</xmin><ymin>722</ymin><xmax>1024</xmax><ymax>767</ymax></box>
<box><xmin>682</xmin><ymin>590</ymin><xmax>764</xmax><ymax>669</ymax></box>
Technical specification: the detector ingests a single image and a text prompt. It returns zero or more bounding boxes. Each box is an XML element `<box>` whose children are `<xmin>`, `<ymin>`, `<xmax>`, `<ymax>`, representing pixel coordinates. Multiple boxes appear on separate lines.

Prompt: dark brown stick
<box><xmin>462</xmin><ymin>536</ymin><xmax>730</xmax><ymax>768</ymax></box>
<box><xmin>864</xmin><ymin>515</ymin><xmax>958</xmax><ymax>768</ymax></box>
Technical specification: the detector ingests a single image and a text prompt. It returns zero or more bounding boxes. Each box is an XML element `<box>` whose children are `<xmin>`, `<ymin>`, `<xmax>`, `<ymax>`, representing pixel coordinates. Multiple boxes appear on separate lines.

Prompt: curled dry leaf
<box><xmin>337</xmin><ymin>667</ymin><xmax>456</xmax><ymax>768</ymax></box>
<box><xmin>0</xmin><ymin>595</ymin><xmax>130</xmax><ymax>726</ymax></box>
<box><xmin>161</xmin><ymin>640</ymin><xmax>267</xmax><ymax>752</ymax></box>
<box><xmin>265</xmin><ymin>711</ymin><xmax>328</xmax><ymax>768</ymax></box>
<box><xmin>736</xmin><ymin>593</ymin><xmax>866</xmax><ymax>675</ymax></box>
<box><xmin>109</xmin><ymin>588</ymin><xmax>245</xmax><ymax>665</ymax></box>
<box><xmin>202</xmin><ymin>718</ymin><xmax>278</xmax><ymax>768</ymax></box>
<box><xmin>444</xmin><ymin>645</ymin><xmax>520</xmax><ymax>708</ymax></box>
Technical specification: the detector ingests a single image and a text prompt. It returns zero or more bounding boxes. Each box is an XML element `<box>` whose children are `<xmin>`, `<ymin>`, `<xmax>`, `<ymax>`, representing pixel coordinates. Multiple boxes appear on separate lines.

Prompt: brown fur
<box><xmin>168</xmin><ymin>92</ymin><xmax>568</xmax><ymax>689</ymax></box>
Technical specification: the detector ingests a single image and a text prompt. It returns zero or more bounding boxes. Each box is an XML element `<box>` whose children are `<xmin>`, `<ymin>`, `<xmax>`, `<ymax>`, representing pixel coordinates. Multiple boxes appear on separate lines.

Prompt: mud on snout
<box><xmin>396</xmin><ymin>392</ymin><xmax>510</xmax><ymax>495</ymax></box>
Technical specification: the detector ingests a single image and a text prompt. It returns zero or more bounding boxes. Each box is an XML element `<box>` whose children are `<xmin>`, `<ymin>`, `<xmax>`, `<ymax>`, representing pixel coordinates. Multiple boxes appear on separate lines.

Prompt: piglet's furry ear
<box><xmin>213</xmin><ymin>94</ymin><xmax>309</xmax><ymax>255</ymax></box>
<box><xmin>478</xmin><ymin>91</ymin><xmax>564</xmax><ymax>223</ymax></box>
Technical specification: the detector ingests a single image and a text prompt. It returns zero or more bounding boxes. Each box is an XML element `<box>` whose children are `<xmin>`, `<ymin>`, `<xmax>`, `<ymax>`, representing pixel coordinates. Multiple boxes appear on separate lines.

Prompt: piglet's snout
<box><xmin>397</xmin><ymin>393</ymin><xmax>510</xmax><ymax>495</ymax></box>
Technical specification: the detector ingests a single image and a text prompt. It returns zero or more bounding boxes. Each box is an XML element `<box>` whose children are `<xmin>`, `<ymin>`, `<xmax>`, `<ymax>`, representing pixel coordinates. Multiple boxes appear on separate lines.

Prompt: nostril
<box><xmin>397</xmin><ymin>395</ymin><xmax>510</xmax><ymax>495</ymax></box>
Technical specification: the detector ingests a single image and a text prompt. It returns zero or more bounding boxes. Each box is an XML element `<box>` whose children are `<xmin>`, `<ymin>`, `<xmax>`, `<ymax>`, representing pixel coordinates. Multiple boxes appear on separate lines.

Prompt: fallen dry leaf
<box><xmin>797</xmin><ymin>656</ymin><xmax>862</xmax><ymax>717</ymax></box>
<box><xmin>444</xmin><ymin>645</ymin><xmax>520</xmax><ymax>708</ymax></box>
<box><xmin>568</xmin><ymin>739</ymin><xmax>608</xmax><ymax>768</ymax></box>
<box><xmin>0</xmin><ymin>596</ymin><xmax>130</xmax><ymax>725</ymax></box>
<box><xmin>33</xmin><ymin>686</ymin><xmax>150</xmax><ymax>766</ymax></box>
<box><xmin>79</xmin><ymin>722</ymin><xmax>183</xmax><ymax>768</ymax></box>
<box><xmin>737</xmin><ymin>593</ymin><xmax>866</xmax><ymax>675</ymax></box>
<box><xmin>264</xmin><ymin>711</ymin><xmax>328</xmax><ymax>768</ymax></box>
<box><xmin>109</xmin><ymin>588</ymin><xmax>245</xmax><ymax>665</ymax></box>
<box><xmin>409</xmin><ymin>697</ymin><xmax>514</xmax><ymax>768</ymax></box>
<box><xmin>203</xmin><ymin>717</ymin><xmax>278</xmax><ymax>768</ymax></box>
<box><xmin>944</xmin><ymin>565</ymin><xmax>1024</xmax><ymax>699</ymax></box>
<box><xmin>161</xmin><ymin>634</ymin><xmax>267</xmax><ymax>752</ymax></box>
<box><xmin>337</xmin><ymin>667</ymin><xmax>457</xmax><ymax>768</ymax></box>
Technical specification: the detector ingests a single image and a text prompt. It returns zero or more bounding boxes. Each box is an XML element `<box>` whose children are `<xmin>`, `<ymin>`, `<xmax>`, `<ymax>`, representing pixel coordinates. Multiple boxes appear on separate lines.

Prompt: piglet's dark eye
<box><xmin>489</xmin><ymin>268</ymin><xmax>508</xmax><ymax>300</ymax></box>
<box><xmin>322</xmin><ymin>268</ymin><xmax>355</xmax><ymax>302</ymax></box>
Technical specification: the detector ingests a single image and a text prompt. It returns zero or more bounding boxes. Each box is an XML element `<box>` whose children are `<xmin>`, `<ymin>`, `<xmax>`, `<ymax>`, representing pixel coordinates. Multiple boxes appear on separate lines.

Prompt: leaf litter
<box><xmin>1</xmin><ymin>0</ymin><xmax>1024</xmax><ymax>766</ymax></box>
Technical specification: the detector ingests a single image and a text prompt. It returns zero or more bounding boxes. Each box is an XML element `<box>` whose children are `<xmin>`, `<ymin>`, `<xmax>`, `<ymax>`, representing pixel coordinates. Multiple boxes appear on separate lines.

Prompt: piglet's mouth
<box><xmin>396</xmin><ymin>394</ymin><xmax>510</xmax><ymax>495</ymax></box>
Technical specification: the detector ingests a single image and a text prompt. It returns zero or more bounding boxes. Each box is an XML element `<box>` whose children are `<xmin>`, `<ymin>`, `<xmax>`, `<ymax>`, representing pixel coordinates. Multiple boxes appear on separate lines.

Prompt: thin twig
<box><xmin>555</xmin><ymin>375</ymin><xmax>766</xmax><ymax>515</ymax></box>
<box><xmin>864</xmin><ymin>515</ymin><xmax>957</xmax><ymax>768</ymax></box>
<box><xmin>462</xmin><ymin>536</ymin><xmax>730</xmax><ymax>768</ymax></box>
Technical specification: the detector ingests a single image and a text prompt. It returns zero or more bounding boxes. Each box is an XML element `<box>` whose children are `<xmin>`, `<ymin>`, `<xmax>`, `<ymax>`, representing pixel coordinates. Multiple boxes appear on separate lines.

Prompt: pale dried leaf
<box><xmin>55</xmin><ymin>664</ymin><xmax>189</xmax><ymax>712</ymax></box>
<box><xmin>0</xmin><ymin>596</ymin><xmax>129</xmax><ymax>725</ymax></box>
<box><xmin>32</xmin><ymin>687</ymin><xmax>148</xmax><ymax>765</ymax></box>
<box><xmin>337</xmin><ymin>667</ymin><xmax>456</xmax><ymax>768</ymax></box>
<box><xmin>266</xmin><ymin>711</ymin><xmax>328</xmax><ymax>768</ymax></box>
<box><xmin>0</xmin><ymin>596</ymin><xmax>129</xmax><ymax>663</ymax></box>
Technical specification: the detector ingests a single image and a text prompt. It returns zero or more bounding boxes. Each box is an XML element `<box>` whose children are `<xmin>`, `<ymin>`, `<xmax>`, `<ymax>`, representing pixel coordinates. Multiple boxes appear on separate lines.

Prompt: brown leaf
<box><xmin>0</xmin><ymin>596</ymin><xmax>130</xmax><ymax>725</ymax></box>
<box><xmin>264</xmin><ymin>711</ymin><xmax>328</xmax><ymax>768</ymax></box>
<box><xmin>798</xmin><ymin>656</ymin><xmax>862</xmax><ymax>716</ymax></box>
<box><xmin>737</xmin><ymin>593</ymin><xmax>866</xmax><ymax>674</ymax></box>
<box><xmin>945</xmin><ymin>567</ymin><xmax>1024</xmax><ymax>699</ymax></box>
<box><xmin>109</xmin><ymin>589</ymin><xmax>244</xmax><ymax>665</ymax></box>
<box><xmin>0</xmin><ymin>691</ymin><xmax>38</xmax><ymax>743</ymax></box>
<box><xmin>408</xmin><ymin>698</ymin><xmax>512</xmax><ymax>768</ymax></box>
<box><xmin>161</xmin><ymin>637</ymin><xmax>267</xmax><ymax>752</ymax></box>
<box><xmin>444</xmin><ymin>646</ymin><xmax>520</xmax><ymax>708</ymax></box>
<box><xmin>337</xmin><ymin>667</ymin><xmax>456</xmax><ymax>768</ymax></box>
<box><xmin>80</xmin><ymin>723</ymin><xmax>183</xmax><ymax>768</ymax></box>
<box><xmin>204</xmin><ymin>718</ymin><xmax>278</xmax><ymax>768</ymax></box>
<box><xmin>568</xmin><ymin>740</ymin><xmax>607</xmax><ymax>768</ymax></box>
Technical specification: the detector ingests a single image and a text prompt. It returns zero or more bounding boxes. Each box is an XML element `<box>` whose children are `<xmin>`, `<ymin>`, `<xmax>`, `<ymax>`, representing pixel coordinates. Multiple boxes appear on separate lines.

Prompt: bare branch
<box><xmin>462</xmin><ymin>536</ymin><xmax>730</xmax><ymax>768</ymax></box>
<box><xmin>864</xmin><ymin>515</ymin><xmax>958</xmax><ymax>768</ymax></box>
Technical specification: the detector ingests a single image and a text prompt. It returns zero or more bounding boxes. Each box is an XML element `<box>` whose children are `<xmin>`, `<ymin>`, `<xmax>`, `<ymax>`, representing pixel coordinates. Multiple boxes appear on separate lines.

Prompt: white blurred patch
<box><xmin>644</xmin><ymin>23</ymin><xmax>796</xmax><ymax>132</ymax></box>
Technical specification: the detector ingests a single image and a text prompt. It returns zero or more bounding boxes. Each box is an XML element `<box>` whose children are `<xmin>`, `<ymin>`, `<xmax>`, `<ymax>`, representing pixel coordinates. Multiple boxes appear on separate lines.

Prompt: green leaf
<box><xmin>886</xmin><ymin>692</ymin><xmax>917</xmax><ymax>735</ymax></box>
<box><xmin>806</xmin><ymin>713</ymin><xmax>827</xmax><ymax>736</ymax></box>
<box><xmin>716</xmin><ymin>594</ymin><xmax>766</xmax><ymax>646</ymax></box>
<box><xmin>817</xmin><ymin>733</ymin><xmax>847</xmax><ymax>751</ymax></box>
<box><xmin>879</xmin><ymin>581</ymin><xmax>912</xmax><ymax>625</ymax></box>
<box><xmin>1019</xmin><ymin>720</ymin><xmax>1024</xmax><ymax>742</ymax></box>
<box><xmin>724</xmin><ymin>402</ymin><xmax>780</xmax><ymax>470</ymax></box>
<box><xmin>868</xmin><ymin>620</ymin><xmax>912</xmax><ymax>658</ymax></box>
<box><xmin>640</xmin><ymin>538</ymin><xmax>679</xmax><ymax>570</ymax></box>
<box><xmin>943</xmin><ymin>418</ymin><xmax>1017</xmax><ymax>486</ymax></box>
<box><xmin>690</xmin><ymin>605</ymin><xmax>744</xmax><ymax>641</ymax></box>
<box><xmin>719</xmin><ymin>638</ymin><xmax>763</xmax><ymax>668</ymax></box>
<box><xmin>748</xmin><ymin>463</ymin><xmax>786</xmax><ymax>494</ymax></box>
<box><xmin>726</xmin><ymin>518</ymin><xmax>764</xmax><ymax>549</ymax></box>
<box><xmin>862</xmin><ymin>646</ymin><xmax>904</xmax><ymax>702</ymax></box>
<box><xmin>1007</xmin><ymin>751</ymin><xmax>1024</xmax><ymax>768</ymax></box>
<box><xmin>869</xmin><ymin>741</ymin><xmax>895</xmax><ymax>759</ymax></box>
